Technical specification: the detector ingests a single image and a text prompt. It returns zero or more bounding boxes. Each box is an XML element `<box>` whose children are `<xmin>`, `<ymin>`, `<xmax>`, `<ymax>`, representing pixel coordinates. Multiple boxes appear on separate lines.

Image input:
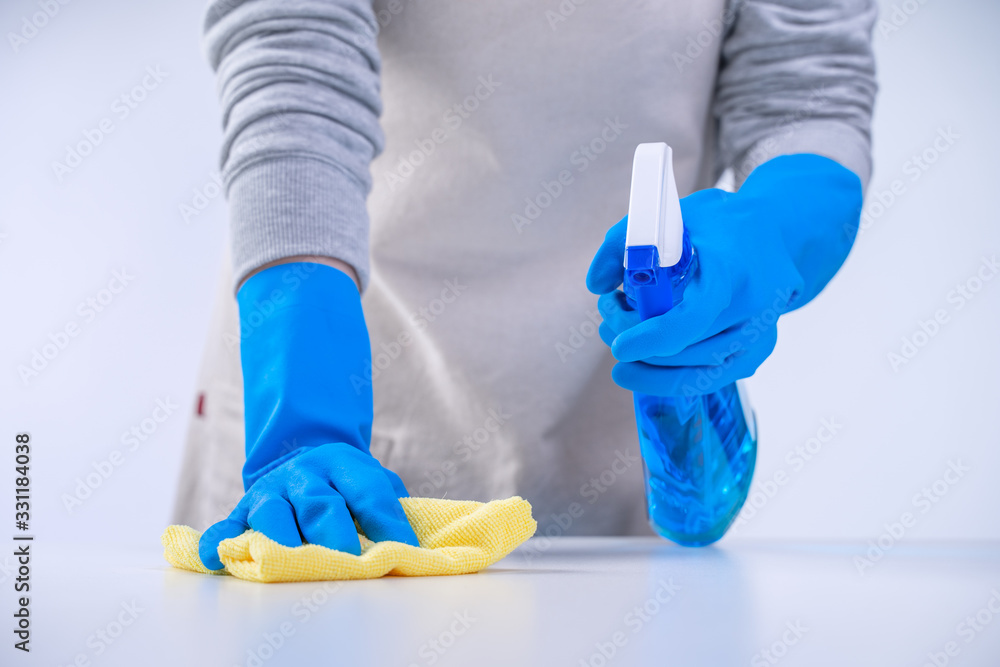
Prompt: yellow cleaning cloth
<box><xmin>162</xmin><ymin>496</ymin><xmax>536</xmax><ymax>582</ymax></box>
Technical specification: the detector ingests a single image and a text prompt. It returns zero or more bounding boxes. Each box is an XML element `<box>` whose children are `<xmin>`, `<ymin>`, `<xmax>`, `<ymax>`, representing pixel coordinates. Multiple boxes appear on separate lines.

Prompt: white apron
<box><xmin>173</xmin><ymin>0</ymin><xmax>728</xmax><ymax>536</ymax></box>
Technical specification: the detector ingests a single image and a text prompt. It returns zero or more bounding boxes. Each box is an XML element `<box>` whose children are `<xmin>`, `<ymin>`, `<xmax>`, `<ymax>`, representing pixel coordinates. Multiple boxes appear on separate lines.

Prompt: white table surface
<box><xmin>21</xmin><ymin>537</ymin><xmax>1000</xmax><ymax>666</ymax></box>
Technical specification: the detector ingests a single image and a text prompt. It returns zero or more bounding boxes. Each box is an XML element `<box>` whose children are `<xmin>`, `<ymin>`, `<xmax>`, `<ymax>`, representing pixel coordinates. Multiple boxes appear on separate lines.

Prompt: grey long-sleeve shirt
<box><xmin>205</xmin><ymin>0</ymin><xmax>876</xmax><ymax>289</ymax></box>
<box><xmin>194</xmin><ymin>0</ymin><xmax>877</xmax><ymax>535</ymax></box>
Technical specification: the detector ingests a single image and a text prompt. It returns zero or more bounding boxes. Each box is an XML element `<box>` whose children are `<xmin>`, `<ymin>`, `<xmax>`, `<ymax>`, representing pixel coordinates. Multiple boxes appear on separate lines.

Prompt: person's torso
<box><xmin>364</xmin><ymin>0</ymin><xmax>727</xmax><ymax>535</ymax></box>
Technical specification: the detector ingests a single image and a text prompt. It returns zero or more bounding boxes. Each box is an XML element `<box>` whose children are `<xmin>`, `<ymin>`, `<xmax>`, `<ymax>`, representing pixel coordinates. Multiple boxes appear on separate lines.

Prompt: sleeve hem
<box><xmin>734</xmin><ymin>120</ymin><xmax>872</xmax><ymax>193</ymax></box>
<box><xmin>227</xmin><ymin>156</ymin><xmax>372</xmax><ymax>293</ymax></box>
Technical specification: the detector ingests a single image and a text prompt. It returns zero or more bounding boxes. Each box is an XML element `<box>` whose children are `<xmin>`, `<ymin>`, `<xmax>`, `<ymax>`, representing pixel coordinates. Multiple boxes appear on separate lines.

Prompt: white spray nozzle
<box><xmin>625</xmin><ymin>143</ymin><xmax>683</xmax><ymax>267</ymax></box>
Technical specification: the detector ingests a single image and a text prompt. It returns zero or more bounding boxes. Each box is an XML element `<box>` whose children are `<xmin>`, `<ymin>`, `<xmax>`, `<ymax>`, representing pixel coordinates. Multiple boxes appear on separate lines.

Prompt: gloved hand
<box><xmin>587</xmin><ymin>154</ymin><xmax>862</xmax><ymax>396</ymax></box>
<box><xmin>199</xmin><ymin>262</ymin><xmax>419</xmax><ymax>569</ymax></box>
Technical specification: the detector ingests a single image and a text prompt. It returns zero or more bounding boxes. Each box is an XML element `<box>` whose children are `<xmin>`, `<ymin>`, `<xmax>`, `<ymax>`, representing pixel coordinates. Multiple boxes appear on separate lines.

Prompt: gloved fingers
<box><xmin>609</xmin><ymin>260</ymin><xmax>732</xmax><ymax>362</ymax></box>
<box><xmin>586</xmin><ymin>215</ymin><xmax>628</xmax><ymax>295</ymax></box>
<box><xmin>631</xmin><ymin>321</ymin><xmax>759</xmax><ymax>368</ymax></box>
<box><xmin>307</xmin><ymin>445</ymin><xmax>420</xmax><ymax>548</ymax></box>
<box><xmin>289</xmin><ymin>488</ymin><xmax>362</xmax><ymax>555</ymax></box>
<box><xmin>198</xmin><ymin>517</ymin><xmax>249</xmax><ymax>571</ymax></box>
<box><xmin>612</xmin><ymin>361</ymin><xmax>702</xmax><ymax>396</ymax></box>
<box><xmin>597</xmin><ymin>290</ymin><xmax>640</xmax><ymax>336</ymax></box>
<box><xmin>599</xmin><ymin>321</ymin><xmax>618</xmax><ymax>349</ymax></box>
<box><xmin>611</xmin><ymin>358</ymin><xmax>737</xmax><ymax>396</ymax></box>
<box><xmin>598</xmin><ymin>293</ymin><xmax>762</xmax><ymax>368</ymax></box>
<box><xmin>611</xmin><ymin>324</ymin><xmax>777</xmax><ymax>396</ymax></box>
<box><xmin>246</xmin><ymin>496</ymin><xmax>303</xmax><ymax>548</ymax></box>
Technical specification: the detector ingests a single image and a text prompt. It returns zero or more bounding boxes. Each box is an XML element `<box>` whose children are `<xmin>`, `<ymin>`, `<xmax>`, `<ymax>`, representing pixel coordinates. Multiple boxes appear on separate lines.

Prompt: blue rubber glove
<box><xmin>587</xmin><ymin>154</ymin><xmax>862</xmax><ymax>396</ymax></box>
<box><xmin>198</xmin><ymin>262</ymin><xmax>419</xmax><ymax>569</ymax></box>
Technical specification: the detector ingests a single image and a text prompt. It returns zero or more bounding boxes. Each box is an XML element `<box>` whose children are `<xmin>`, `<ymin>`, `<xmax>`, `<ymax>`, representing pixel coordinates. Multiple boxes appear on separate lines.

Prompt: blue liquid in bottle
<box><xmin>636</xmin><ymin>387</ymin><xmax>757</xmax><ymax>546</ymax></box>
<box><xmin>625</xmin><ymin>233</ymin><xmax>758</xmax><ymax>546</ymax></box>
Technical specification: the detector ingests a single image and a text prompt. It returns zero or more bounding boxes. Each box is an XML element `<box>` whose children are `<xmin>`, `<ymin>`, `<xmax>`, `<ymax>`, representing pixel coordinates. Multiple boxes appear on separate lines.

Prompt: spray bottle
<box><xmin>622</xmin><ymin>143</ymin><xmax>757</xmax><ymax>546</ymax></box>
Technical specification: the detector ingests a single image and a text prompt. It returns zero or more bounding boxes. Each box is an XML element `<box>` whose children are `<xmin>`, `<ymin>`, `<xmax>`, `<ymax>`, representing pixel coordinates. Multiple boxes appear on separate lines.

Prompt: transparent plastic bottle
<box><xmin>623</xmin><ymin>143</ymin><xmax>757</xmax><ymax>546</ymax></box>
<box><xmin>627</xmin><ymin>237</ymin><xmax>757</xmax><ymax>545</ymax></box>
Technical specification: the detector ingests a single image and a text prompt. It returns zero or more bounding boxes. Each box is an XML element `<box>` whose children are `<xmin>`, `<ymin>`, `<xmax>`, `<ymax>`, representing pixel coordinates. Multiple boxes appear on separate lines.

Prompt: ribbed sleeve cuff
<box><xmin>733</xmin><ymin>120</ymin><xmax>873</xmax><ymax>194</ymax></box>
<box><xmin>227</xmin><ymin>156</ymin><xmax>371</xmax><ymax>292</ymax></box>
